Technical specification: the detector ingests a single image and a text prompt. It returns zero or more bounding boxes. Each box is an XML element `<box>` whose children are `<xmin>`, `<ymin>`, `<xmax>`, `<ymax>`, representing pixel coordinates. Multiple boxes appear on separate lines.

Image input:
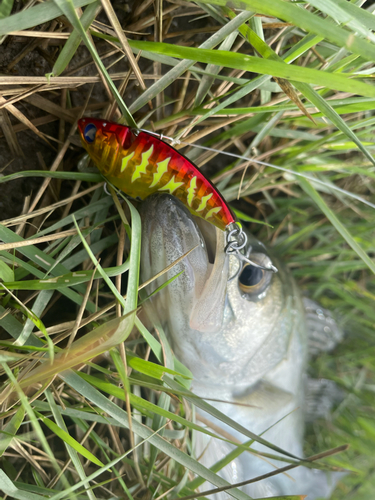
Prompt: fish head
<box><xmin>140</xmin><ymin>193</ymin><xmax>304</xmax><ymax>388</ymax></box>
<box><xmin>77</xmin><ymin>117</ymin><xmax>134</xmax><ymax>176</ymax></box>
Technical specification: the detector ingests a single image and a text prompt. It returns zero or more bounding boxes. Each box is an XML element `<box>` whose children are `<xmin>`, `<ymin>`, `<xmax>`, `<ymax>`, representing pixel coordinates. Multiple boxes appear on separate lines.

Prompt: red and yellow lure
<box><xmin>78</xmin><ymin>117</ymin><xmax>234</xmax><ymax>231</ymax></box>
<box><xmin>77</xmin><ymin>117</ymin><xmax>277</xmax><ymax>273</ymax></box>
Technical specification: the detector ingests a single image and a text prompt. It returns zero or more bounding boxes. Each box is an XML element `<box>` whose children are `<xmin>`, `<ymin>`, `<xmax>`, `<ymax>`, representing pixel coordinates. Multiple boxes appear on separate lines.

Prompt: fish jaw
<box><xmin>140</xmin><ymin>193</ymin><xmax>229</xmax><ymax>335</ymax></box>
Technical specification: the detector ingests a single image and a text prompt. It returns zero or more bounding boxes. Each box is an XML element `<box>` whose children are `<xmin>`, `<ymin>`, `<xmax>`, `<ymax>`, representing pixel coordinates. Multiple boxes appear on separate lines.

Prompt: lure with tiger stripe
<box><xmin>77</xmin><ymin>118</ymin><xmax>235</xmax><ymax>231</ymax></box>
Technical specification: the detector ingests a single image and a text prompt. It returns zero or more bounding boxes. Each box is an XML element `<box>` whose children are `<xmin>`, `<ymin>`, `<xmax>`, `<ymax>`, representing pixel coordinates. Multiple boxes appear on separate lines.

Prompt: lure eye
<box><xmin>83</xmin><ymin>123</ymin><xmax>97</xmax><ymax>143</ymax></box>
<box><xmin>238</xmin><ymin>253</ymin><xmax>273</xmax><ymax>299</ymax></box>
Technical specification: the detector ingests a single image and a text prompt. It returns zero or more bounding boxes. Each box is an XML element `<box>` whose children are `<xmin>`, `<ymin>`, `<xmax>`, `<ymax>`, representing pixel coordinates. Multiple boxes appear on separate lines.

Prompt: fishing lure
<box><xmin>77</xmin><ymin>117</ymin><xmax>276</xmax><ymax>273</ymax></box>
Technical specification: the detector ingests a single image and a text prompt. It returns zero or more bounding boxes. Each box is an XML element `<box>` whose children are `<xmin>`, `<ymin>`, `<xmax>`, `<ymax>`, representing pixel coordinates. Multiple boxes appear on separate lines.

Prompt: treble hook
<box><xmin>225</xmin><ymin>223</ymin><xmax>278</xmax><ymax>281</ymax></box>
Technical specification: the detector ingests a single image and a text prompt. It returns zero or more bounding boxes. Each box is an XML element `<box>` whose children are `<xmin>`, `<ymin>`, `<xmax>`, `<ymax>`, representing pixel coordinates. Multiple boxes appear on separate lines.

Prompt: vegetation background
<box><xmin>0</xmin><ymin>0</ymin><xmax>374</xmax><ymax>499</ymax></box>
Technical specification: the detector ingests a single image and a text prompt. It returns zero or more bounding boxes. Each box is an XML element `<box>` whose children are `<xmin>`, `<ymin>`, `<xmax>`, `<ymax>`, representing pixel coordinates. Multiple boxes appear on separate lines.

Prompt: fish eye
<box><xmin>83</xmin><ymin>123</ymin><xmax>97</xmax><ymax>143</ymax></box>
<box><xmin>239</xmin><ymin>265</ymin><xmax>264</xmax><ymax>289</ymax></box>
<box><xmin>238</xmin><ymin>253</ymin><xmax>273</xmax><ymax>299</ymax></box>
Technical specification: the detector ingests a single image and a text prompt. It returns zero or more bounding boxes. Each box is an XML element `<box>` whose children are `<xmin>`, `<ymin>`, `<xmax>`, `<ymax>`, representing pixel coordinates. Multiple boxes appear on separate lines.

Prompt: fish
<box><xmin>140</xmin><ymin>193</ymin><xmax>341</xmax><ymax>499</ymax></box>
<box><xmin>77</xmin><ymin>118</ymin><xmax>235</xmax><ymax>231</ymax></box>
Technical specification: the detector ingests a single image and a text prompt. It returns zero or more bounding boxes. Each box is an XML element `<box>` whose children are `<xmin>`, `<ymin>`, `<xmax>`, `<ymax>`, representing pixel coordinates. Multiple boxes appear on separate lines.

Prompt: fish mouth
<box><xmin>140</xmin><ymin>193</ymin><xmax>229</xmax><ymax>333</ymax></box>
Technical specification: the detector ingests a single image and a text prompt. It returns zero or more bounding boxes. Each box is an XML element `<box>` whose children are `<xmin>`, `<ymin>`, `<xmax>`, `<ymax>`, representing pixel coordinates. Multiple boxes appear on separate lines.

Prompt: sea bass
<box><xmin>140</xmin><ymin>193</ymin><xmax>339</xmax><ymax>499</ymax></box>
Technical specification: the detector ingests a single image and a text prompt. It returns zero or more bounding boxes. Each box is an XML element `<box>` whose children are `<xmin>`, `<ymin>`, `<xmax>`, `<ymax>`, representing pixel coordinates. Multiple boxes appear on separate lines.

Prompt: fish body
<box><xmin>77</xmin><ymin>118</ymin><xmax>235</xmax><ymax>230</ymax></box>
<box><xmin>140</xmin><ymin>193</ymin><xmax>338</xmax><ymax>499</ymax></box>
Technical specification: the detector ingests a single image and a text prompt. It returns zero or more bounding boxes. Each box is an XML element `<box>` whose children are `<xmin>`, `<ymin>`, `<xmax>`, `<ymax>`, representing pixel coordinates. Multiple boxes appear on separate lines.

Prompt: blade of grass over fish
<box><xmin>176</xmin><ymin>445</ymin><xmax>349</xmax><ymax>500</ymax></box>
<box><xmin>51</xmin><ymin>1</ymin><xmax>102</xmax><ymax>77</ymax></box>
<box><xmin>130</xmin><ymin>42</ymin><xmax>375</xmax><ymax>99</ymax></box>
<box><xmin>299</xmin><ymin>178</ymin><xmax>375</xmax><ymax>275</ymax></box>
<box><xmin>59</xmin><ymin>371</ymin><xmax>253</xmax><ymax>500</ymax></box>
<box><xmin>143</xmin><ymin>320</ymin><xmax>174</xmax><ymax>484</ymax></box>
<box><xmin>0</xmin><ymin>0</ymin><xmax>96</xmax><ymax>35</ymax></box>
<box><xmin>199</xmin><ymin>0</ymin><xmax>375</xmax><ymax>63</ymax></box>
<box><xmin>52</xmin><ymin>0</ymin><xmax>136</xmax><ymax>128</ymax></box>
<box><xmin>128</xmin><ymin>10</ymin><xmax>254</xmax><ymax>113</ymax></box>
<box><xmin>165</xmin><ymin>376</ymin><xmax>300</xmax><ymax>460</ymax></box>
<box><xmin>77</xmin><ymin>372</ymin><xmax>305</xmax><ymax>460</ymax></box>
<box><xmin>45</xmin><ymin>391</ymin><xmax>97</xmax><ymax>500</ymax></box>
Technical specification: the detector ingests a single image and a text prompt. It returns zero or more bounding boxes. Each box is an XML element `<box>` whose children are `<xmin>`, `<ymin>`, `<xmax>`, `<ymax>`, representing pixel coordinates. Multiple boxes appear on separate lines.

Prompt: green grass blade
<box><xmin>120</xmin><ymin>197</ymin><xmax>141</xmax><ymax>315</ymax></box>
<box><xmin>292</xmin><ymin>84</ymin><xmax>375</xmax><ymax>166</ymax></box>
<box><xmin>0</xmin><ymin>170</ymin><xmax>102</xmax><ymax>184</ymax></box>
<box><xmin>51</xmin><ymin>1</ymin><xmax>102</xmax><ymax>77</ymax></box>
<box><xmin>1</xmin><ymin>364</ymin><xmax>71</xmax><ymax>490</ymax></box>
<box><xmin>0</xmin><ymin>259</ymin><xmax>14</xmax><ymax>282</ymax></box>
<box><xmin>231</xmin><ymin>18</ymin><xmax>375</xmax><ymax>166</ymax></box>
<box><xmin>130</xmin><ymin>41</ymin><xmax>375</xmax><ymax>98</ymax></box>
<box><xmin>199</xmin><ymin>0</ymin><xmax>375</xmax><ymax>63</ymax></box>
<box><xmin>0</xmin><ymin>406</ymin><xmax>25</xmax><ymax>458</ymax></box>
<box><xmin>194</xmin><ymin>31</ymin><xmax>238</xmax><ymax>107</ymax></box>
<box><xmin>0</xmin><ymin>0</ymin><xmax>13</xmax><ymax>19</ymax></box>
<box><xmin>16</xmin><ymin>290</ymin><xmax>54</xmax><ymax>348</ymax></box>
<box><xmin>0</xmin><ymin>224</ymin><xmax>97</xmax><ymax>314</ymax></box>
<box><xmin>35</xmin><ymin>411</ymin><xmax>104</xmax><ymax>467</ymax></box>
<box><xmin>307</xmin><ymin>0</ymin><xmax>375</xmax><ymax>41</ymax></box>
<box><xmin>0</xmin><ymin>470</ymin><xmax>48</xmax><ymax>500</ymax></box>
<box><xmin>165</xmin><ymin>376</ymin><xmax>300</xmax><ymax>460</ymax></box>
<box><xmin>129</xmin><ymin>10</ymin><xmax>254</xmax><ymax>113</ymax></box>
<box><xmin>299</xmin><ymin>177</ymin><xmax>375</xmax><ymax>275</ymax></box>
<box><xmin>0</xmin><ymin>0</ymin><xmax>95</xmax><ymax>35</ymax></box>
<box><xmin>45</xmin><ymin>391</ymin><xmax>97</xmax><ymax>500</ymax></box>
<box><xmin>60</xmin><ymin>371</ymin><xmax>252</xmax><ymax>500</ymax></box>
<box><xmin>2</xmin><ymin>263</ymin><xmax>129</xmax><ymax>291</ymax></box>
<box><xmin>72</xmin><ymin>215</ymin><xmax>127</xmax><ymax>311</ymax></box>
